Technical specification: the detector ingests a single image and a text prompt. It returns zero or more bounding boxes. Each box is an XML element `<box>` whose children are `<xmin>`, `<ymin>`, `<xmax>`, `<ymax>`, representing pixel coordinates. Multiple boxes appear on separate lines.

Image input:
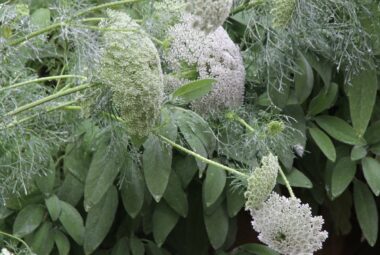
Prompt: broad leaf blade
<box><xmin>13</xmin><ymin>204</ymin><xmax>44</xmax><ymax>237</ymax></box>
<box><xmin>331</xmin><ymin>157</ymin><xmax>356</xmax><ymax>198</ymax></box>
<box><xmin>362</xmin><ymin>157</ymin><xmax>380</xmax><ymax>196</ymax></box>
<box><xmin>309</xmin><ymin>127</ymin><xmax>336</xmax><ymax>162</ymax></box>
<box><xmin>59</xmin><ymin>201</ymin><xmax>85</xmax><ymax>245</ymax></box>
<box><xmin>203</xmin><ymin>163</ymin><xmax>226</xmax><ymax>208</ymax></box>
<box><xmin>295</xmin><ymin>52</ymin><xmax>314</xmax><ymax>104</ymax></box>
<box><xmin>153</xmin><ymin>202</ymin><xmax>180</xmax><ymax>247</ymax></box>
<box><xmin>171</xmin><ymin>79</ymin><xmax>216</xmax><ymax>104</ymax></box>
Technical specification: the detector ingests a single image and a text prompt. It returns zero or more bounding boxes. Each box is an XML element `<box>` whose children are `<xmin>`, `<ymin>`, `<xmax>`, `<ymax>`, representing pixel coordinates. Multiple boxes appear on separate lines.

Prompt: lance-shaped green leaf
<box><xmin>309</xmin><ymin>127</ymin><xmax>336</xmax><ymax>162</ymax></box>
<box><xmin>152</xmin><ymin>202</ymin><xmax>180</xmax><ymax>247</ymax></box>
<box><xmin>308</xmin><ymin>83</ymin><xmax>338</xmax><ymax>116</ymax></box>
<box><xmin>362</xmin><ymin>157</ymin><xmax>380</xmax><ymax>196</ymax></box>
<box><xmin>203</xmin><ymin>163</ymin><xmax>226</xmax><ymax>208</ymax></box>
<box><xmin>347</xmin><ymin>69</ymin><xmax>378</xmax><ymax>136</ymax></box>
<box><xmin>295</xmin><ymin>52</ymin><xmax>314</xmax><ymax>104</ymax></box>
<box><xmin>315</xmin><ymin>116</ymin><xmax>366</xmax><ymax>145</ymax></box>
<box><xmin>13</xmin><ymin>204</ymin><xmax>44</xmax><ymax>237</ymax></box>
<box><xmin>170</xmin><ymin>79</ymin><xmax>216</xmax><ymax>104</ymax></box>
<box><xmin>331</xmin><ymin>157</ymin><xmax>356</xmax><ymax>198</ymax></box>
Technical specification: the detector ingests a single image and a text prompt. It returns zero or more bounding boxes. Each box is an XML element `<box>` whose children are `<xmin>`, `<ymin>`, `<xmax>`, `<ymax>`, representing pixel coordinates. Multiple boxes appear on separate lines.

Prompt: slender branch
<box><xmin>4</xmin><ymin>83</ymin><xmax>96</xmax><ymax>117</ymax></box>
<box><xmin>0</xmin><ymin>75</ymin><xmax>87</xmax><ymax>92</ymax></box>
<box><xmin>230</xmin><ymin>2</ymin><xmax>260</xmax><ymax>16</ymax></box>
<box><xmin>0</xmin><ymin>230</ymin><xmax>33</xmax><ymax>254</ymax></box>
<box><xmin>235</xmin><ymin>116</ymin><xmax>255</xmax><ymax>133</ymax></box>
<box><xmin>279</xmin><ymin>167</ymin><xmax>295</xmax><ymax>198</ymax></box>
<box><xmin>74</xmin><ymin>0</ymin><xmax>142</xmax><ymax>17</ymax></box>
<box><xmin>158</xmin><ymin>135</ymin><xmax>248</xmax><ymax>179</ymax></box>
<box><xmin>3</xmin><ymin>101</ymin><xmax>77</xmax><ymax>129</ymax></box>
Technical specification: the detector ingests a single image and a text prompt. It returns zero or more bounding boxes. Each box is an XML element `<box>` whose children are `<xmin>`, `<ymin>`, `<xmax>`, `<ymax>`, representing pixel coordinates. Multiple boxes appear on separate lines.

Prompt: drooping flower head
<box><xmin>165</xmin><ymin>15</ymin><xmax>245</xmax><ymax>115</ymax></box>
<box><xmin>98</xmin><ymin>10</ymin><xmax>164</xmax><ymax>138</ymax></box>
<box><xmin>250</xmin><ymin>193</ymin><xmax>328</xmax><ymax>255</ymax></box>
<box><xmin>185</xmin><ymin>0</ymin><xmax>233</xmax><ymax>33</ymax></box>
<box><xmin>244</xmin><ymin>153</ymin><xmax>280</xmax><ymax>209</ymax></box>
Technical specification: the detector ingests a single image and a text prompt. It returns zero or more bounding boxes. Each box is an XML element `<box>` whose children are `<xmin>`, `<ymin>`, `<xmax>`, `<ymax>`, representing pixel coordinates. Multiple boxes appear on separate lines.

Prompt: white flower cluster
<box><xmin>99</xmin><ymin>10</ymin><xmax>164</xmax><ymax>138</ymax></box>
<box><xmin>250</xmin><ymin>193</ymin><xmax>328</xmax><ymax>255</ymax></box>
<box><xmin>165</xmin><ymin>15</ymin><xmax>245</xmax><ymax>115</ymax></box>
<box><xmin>186</xmin><ymin>0</ymin><xmax>233</xmax><ymax>33</ymax></box>
<box><xmin>244</xmin><ymin>153</ymin><xmax>279</xmax><ymax>209</ymax></box>
<box><xmin>0</xmin><ymin>248</ymin><xmax>14</xmax><ymax>255</ymax></box>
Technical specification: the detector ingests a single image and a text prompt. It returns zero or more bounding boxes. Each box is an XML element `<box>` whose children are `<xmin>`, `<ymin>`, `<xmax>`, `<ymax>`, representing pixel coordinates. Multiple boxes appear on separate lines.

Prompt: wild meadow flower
<box><xmin>250</xmin><ymin>192</ymin><xmax>328</xmax><ymax>255</ymax></box>
<box><xmin>244</xmin><ymin>153</ymin><xmax>279</xmax><ymax>209</ymax></box>
<box><xmin>165</xmin><ymin>15</ymin><xmax>245</xmax><ymax>115</ymax></box>
<box><xmin>98</xmin><ymin>10</ymin><xmax>164</xmax><ymax>138</ymax></box>
<box><xmin>185</xmin><ymin>0</ymin><xmax>233</xmax><ymax>33</ymax></box>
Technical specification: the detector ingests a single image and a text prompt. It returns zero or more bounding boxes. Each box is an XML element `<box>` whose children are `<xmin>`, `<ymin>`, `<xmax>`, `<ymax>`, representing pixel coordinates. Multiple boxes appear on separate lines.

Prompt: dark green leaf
<box><xmin>84</xmin><ymin>186</ymin><xmax>119</xmax><ymax>254</ymax></box>
<box><xmin>315</xmin><ymin>116</ymin><xmax>366</xmax><ymax>145</ymax></box>
<box><xmin>30</xmin><ymin>222</ymin><xmax>54</xmax><ymax>255</ymax></box>
<box><xmin>84</xmin><ymin>138</ymin><xmax>124</xmax><ymax>210</ymax></box>
<box><xmin>277</xmin><ymin>168</ymin><xmax>313</xmax><ymax>188</ymax></box>
<box><xmin>54</xmin><ymin>230</ymin><xmax>70</xmax><ymax>255</ymax></box>
<box><xmin>130</xmin><ymin>237</ymin><xmax>145</xmax><ymax>255</ymax></box>
<box><xmin>331</xmin><ymin>157</ymin><xmax>356</xmax><ymax>198</ymax></box>
<box><xmin>304</xmin><ymin>52</ymin><xmax>332</xmax><ymax>87</ymax></box>
<box><xmin>204</xmin><ymin>204</ymin><xmax>229</xmax><ymax>249</ymax></box>
<box><xmin>121</xmin><ymin>156</ymin><xmax>145</xmax><ymax>218</ymax></box>
<box><xmin>365</xmin><ymin>121</ymin><xmax>380</xmax><ymax>145</ymax></box>
<box><xmin>173</xmin><ymin>155</ymin><xmax>198</xmax><ymax>188</ymax></box>
<box><xmin>35</xmin><ymin>157</ymin><xmax>55</xmax><ymax>194</ymax></box>
<box><xmin>203</xmin><ymin>163</ymin><xmax>226</xmax><ymax>208</ymax></box>
<box><xmin>309</xmin><ymin>127</ymin><xmax>336</xmax><ymax>162</ymax></box>
<box><xmin>164</xmin><ymin>171</ymin><xmax>188</xmax><ymax>217</ymax></box>
<box><xmin>153</xmin><ymin>202</ymin><xmax>180</xmax><ymax>247</ymax></box>
<box><xmin>226</xmin><ymin>184</ymin><xmax>245</xmax><ymax>217</ymax></box>
<box><xmin>347</xmin><ymin>69</ymin><xmax>378</xmax><ymax>136</ymax></box>
<box><xmin>13</xmin><ymin>204</ymin><xmax>44</xmax><ymax>237</ymax></box>
<box><xmin>45</xmin><ymin>195</ymin><xmax>61</xmax><ymax>221</ymax></box>
<box><xmin>295</xmin><ymin>52</ymin><xmax>314</xmax><ymax>104</ymax></box>
<box><xmin>268</xmin><ymin>82</ymin><xmax>290</xmax><ymax>108</ymax></box>
<box><xmin>111</xmin><ymin>237</ymin><xmax>130</xmax><ymax>255</ymax></box>
<box><xmin>143</xmin><ymin>135</ymin><xmax>172</xmax><ymax>202</ymax></box>
<box><xmin>354</xmin><ymin>179</ymin><xmax>378</xmax><ymax>246</ymax></box>
<box><xmin>236</xmin><ymin>243</ymin><xmax>280</xmax><ymax>255</ymax></box>
<box><xmin>362</xmin><ymin>157</ymin><xmax>380</xmax><ymax>196</ymax></box>
<box><xmin>351</xmin><ymin>145</ymin><xmax>367</xmax><ymax>161</ymax></box>
<box><xmin>308</xmin><ymin>83</ymin><xmax>338</xmax><ymax>116</ymax></box>
<box><xmin>59</xmin><ymin>201</ymin><xmax>85</xmax><ymax>245</ymax></box>
<box><xmin>171</xmin><ymin>79</ymin><xmax>216</xmax><ymax>104</ymax></box>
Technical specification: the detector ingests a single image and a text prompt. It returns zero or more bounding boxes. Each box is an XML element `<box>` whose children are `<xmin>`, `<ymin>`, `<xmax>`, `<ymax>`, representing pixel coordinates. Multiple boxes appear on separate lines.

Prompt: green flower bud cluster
<box><xmin>98</xmin><ymin>10</ymin><xmax>164</xmax><ymax>138</ymax></box>
<box><xmin>266</xmin><ymin>120</ymin><xmax>285</xmax><ymax>136</ymax></box>
<box><xmin>244</xmin><ymin>153</ymin><xmax>280</xmax><ymax>209</ymax></box>
<box><xmin>270</xmin><ymin>0</ymin><xmax>296</xmax><ymax>28</ymax></box>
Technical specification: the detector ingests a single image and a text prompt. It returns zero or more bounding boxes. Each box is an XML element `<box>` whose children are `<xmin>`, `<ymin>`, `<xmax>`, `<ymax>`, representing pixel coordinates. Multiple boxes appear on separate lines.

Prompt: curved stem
<box><xmin>158</xmin><ymin>135</ymin><xmax>248</xmax><ymax>179</ymax></box>
<box><xmin>0</xmin><ymin>75</ymin><xmax>87</xmax><ymax>92</ymax></box>
<box><xmin>232</xmin><ymin>114</ymin><xmax>296</xmax><ymax>197</ymax></box>
<box><xmin>4</xmin><ymin>83</ymin><xmax>96</xmax><ymax>117</ymax></box>
<box><xmin>279</xmin><ymin>167</ymin><xmax>295</xmax><ymax>198</ymax></box>
<box><xmin>0</xmin><ymin>230</ymin><xmax>33</xmax><ymax>254</ymax></box>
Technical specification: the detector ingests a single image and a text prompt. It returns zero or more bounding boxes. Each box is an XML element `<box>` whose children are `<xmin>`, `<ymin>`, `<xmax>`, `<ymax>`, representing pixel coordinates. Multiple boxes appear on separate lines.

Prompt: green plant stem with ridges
<box><xmin>0</xmin><ymin>75</ymin><xmax>87</xmax><ymax>92</ymax></box>
<box><xmin>159</xmin><ymin>135</ymin><xmax>248</xmax><ymax>179</ymax></box>
<box><xmin>0</xmin><ymin>230</ymin><xmax>33</xmax><ymax>254</ymax></box>
<box><xmin>8</xmin><ymin>0</ymin><xmax>142</xmax><ymax>46</ymax></box>
<box><xmin>4</xmin><ymin>83</ymin><xmax>96</xmax><ymax>117</ymax></box>
<box><xmin>232</xmin><ymin>115</ymin><xmax>296</xmax><ymax>198</ymax></box>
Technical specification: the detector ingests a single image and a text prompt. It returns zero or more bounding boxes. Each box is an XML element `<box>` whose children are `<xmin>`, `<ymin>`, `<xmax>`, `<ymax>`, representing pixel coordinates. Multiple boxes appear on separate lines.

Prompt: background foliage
<box><xmin>1</xmin><ymin>0</ymin><xmax>380</xmax><ymax>255</ymax></box>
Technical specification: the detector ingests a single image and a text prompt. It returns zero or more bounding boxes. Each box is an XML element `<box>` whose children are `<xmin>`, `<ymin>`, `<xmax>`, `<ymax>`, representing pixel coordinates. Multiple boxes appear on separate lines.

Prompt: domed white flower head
<box><xmin>1</xmin><ymin>248</ymin><xmax>13</xmax><ymax>255</ymax></box>
<box><xmin>165</xmin><ymin>15</ymin><xmax>245</xmax><ymax>115</ymax></box>
<box><xmin>99</xmin><ymin>10</ymin><xmax>164</xmax><ymax>138</ymax></box>
<box><xmin>244</xmin><ymin>153</ymin><xmax>279</xmax><ymax>209</ymax></box>
<box><xmin>186</xmin><ymin>0</ymin><xmax>233</xmax><ymax>33</ymax></box>
<box><xmin>250</xmin><ymin>193</ymin><xmax>328</xmax><ymax>255</ymax></box>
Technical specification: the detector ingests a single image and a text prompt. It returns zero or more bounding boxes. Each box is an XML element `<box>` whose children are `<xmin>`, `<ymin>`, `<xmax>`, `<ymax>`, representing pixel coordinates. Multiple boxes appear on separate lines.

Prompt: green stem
<box><xmin>4</xmin><ymin>83</ymin><xmax>96</xmax><ymax>117</ymax></box>
<box><xmin>8</xmin><ymin>22</ymin><xmax>64</xmax><ymax>46</ymax></box>
<box><xmin>8</xmin><ymin>0</ymin><xmax>142</xmax><ymax>46</ymax></box>
<box><xmin>74</xmin><ymin>0</ymin><xmax>142</xmax><ymax>17</ymax></box>
<box><xmin>71</xmin><ymin>25</ymin><xmax>137</xmax><ymax>33</ymax></box>
<box><xmin>0</xmin><ymin>230</ymin><xmax>33</xmax><ymax>254</ymax></box>
<box><xmin>158</xmin><ymin>135</ymin><xmax>248</xmax><ymax>179</ymax></box>
<box><xmin>230</xmin><ymin>2</ymin><xmax>259</xmax><ymax>16</ymax></box>
<box><xmin>235</xmin><ymin>116</ymin><xmax>255</xmax><ymax>133</ymax></box>
<box><xmin>279</xmin><ymin>167</ymin><xmax>295</xmax><ymax>198</ymax></box>
<box><xmin>3</xmin><ymin>101</ymin><xmax>77</xmax><ymax>129</ymax></box>
<box><xmin>0</xmin><ymin>75</ymin><xmax>87</xmax><ymax>92</ymax></box>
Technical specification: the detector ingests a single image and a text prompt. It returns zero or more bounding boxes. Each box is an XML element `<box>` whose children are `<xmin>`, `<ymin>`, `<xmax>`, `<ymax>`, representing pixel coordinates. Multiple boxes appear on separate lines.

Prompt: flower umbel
<box><xmin>98</xmin><ymin>10</ymin><xmax>164</xmax><ymax>138</ymax></box>
<box><xmin>244</xmin><ymin>153</ymin><xmax>280</xmax><ymax>209</ymax></box>
<box><xmin>250</xmin><ymin>193</ymin><xmax>328</xmax><ymax>255</ymax></box>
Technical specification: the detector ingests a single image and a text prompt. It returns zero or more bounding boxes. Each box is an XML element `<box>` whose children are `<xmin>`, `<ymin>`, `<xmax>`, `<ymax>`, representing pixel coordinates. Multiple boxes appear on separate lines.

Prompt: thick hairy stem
<box><xmin>4</xmin><ymin>83</ymin><xmax>96</xmax><ymax>117</ymax></box>
<box><xmin>232</xmin><ymin>114</ymin><xmax>296</xmax><ymax>197</ymax></box>
<box><xmin>158</xmin><ymin>135</ymin><xmax>248</xmax><ymax>179</ymax></box>
<box><xmin>0</xmin><ymin>75</ymin><xmax>87</xmax><ymax>92</ymax></box>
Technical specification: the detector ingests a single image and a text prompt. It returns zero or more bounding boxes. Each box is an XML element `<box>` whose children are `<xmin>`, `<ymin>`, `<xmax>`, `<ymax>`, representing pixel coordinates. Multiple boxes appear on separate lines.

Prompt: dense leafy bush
<box><xmin>1</xmin><ymin>0</ymin><xmax>380</xmax><ymax>255</ymax></box>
